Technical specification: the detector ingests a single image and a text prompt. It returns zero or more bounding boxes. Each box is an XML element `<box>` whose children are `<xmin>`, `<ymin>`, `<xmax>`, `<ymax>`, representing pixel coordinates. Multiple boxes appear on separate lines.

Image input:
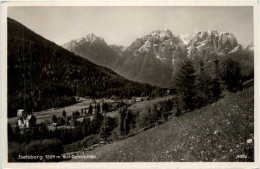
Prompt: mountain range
<box><xmin>63</xmin><ymin>29</ymin><xmax>254</xmax><ymax>88</ymax></box>
<box><xmin>7</xmin><ymin>17</ymin><xmax>253</xmax><ymax>117</ymax></box>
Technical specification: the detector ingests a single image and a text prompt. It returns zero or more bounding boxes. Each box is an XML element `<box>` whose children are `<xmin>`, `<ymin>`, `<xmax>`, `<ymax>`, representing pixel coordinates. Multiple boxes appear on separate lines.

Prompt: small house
<box><xmin>17</xmin><ymin>109</ymin><xmax>25</xmax><ymax>117</ymax></box>
<box><xmin>142</xmin><ymin>96</ymin><xmax>150</xmax><ymax>101</ymax></box>
<box><xmin>136</xmin><ymin>97</ymin><xmax>142</xmax><ymax>102</ymax></box>
<box><xmin>167</xmin><ymin>90</ymin><xmax>171</xmax><ymax>94</ymax></box>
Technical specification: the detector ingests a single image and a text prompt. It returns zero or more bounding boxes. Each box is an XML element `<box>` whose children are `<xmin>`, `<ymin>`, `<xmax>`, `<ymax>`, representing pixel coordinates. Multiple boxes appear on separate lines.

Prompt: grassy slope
<box><xmin>71</xmin><ymin>87</ymin><xmax>254</xmax><ymax>162</ymax></box>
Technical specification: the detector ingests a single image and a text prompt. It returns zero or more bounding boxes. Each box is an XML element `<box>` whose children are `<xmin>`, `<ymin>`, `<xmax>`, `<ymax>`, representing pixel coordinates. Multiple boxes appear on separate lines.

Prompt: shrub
<box><xmin>137</xmin><ymin>105</ymin><xmax>161</xmax><ymax>129</ymax></box>
<box><xmin>80</xmin><ymin>134</ymin><xmax>101</xmax><ymax>148</ymax></box>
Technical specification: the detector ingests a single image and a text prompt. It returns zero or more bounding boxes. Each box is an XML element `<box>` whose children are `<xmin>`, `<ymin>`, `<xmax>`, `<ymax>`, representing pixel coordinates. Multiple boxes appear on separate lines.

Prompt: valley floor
<box><xmin>69</xmin><ymin>87</ymin><xmax>254</xmax><ymax>162</ymax></box>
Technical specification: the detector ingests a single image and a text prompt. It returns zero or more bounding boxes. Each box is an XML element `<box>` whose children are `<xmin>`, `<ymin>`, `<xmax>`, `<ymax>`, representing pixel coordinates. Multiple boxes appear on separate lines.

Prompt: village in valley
<box><xmin>8</xmin><ymin>90</ymin><xmax>178</xmax><ymax>160</ymax></box>
<box><xmin>9</xmin><ymin>93</ymin><xmax>172</xmax><ymax>130</ymax></box>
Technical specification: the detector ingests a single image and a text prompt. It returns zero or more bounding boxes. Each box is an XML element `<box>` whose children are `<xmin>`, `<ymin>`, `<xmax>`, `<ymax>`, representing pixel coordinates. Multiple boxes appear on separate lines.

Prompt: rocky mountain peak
<box><xmin>85</xmin><ymin>33</ymin><xmax>105</xmax><ymax>43</ymax></box>
<box><xmin>127</xmin><ymin>29</ymin><xmax>185</xmax><ymax>62</ymax></box>
<box><xmin>62</xmin><ymin>33</ymin><xmax>117</xmax><ymax>69</ymax></box>
<box><xmin>67</xmin><ymin>33</ymin><xmax>105</xmax><ymax>46</ymax></box>
<box><xmin>246</xmin><ymin>42</ymin><xmax>254</xmax><ymax>51</ymax></box>
<box><xmin>149</xmin><ymin>29</ymin><xmax>174</xmax><ymax>40</ymax></box>
<box><xmin>187</xmin><ymin>30</ymin><xmax>239</xmax><ymax>59</ymax></box>
<box><xmin>62</xmin><ymin>28</ymin><xmax>252</xmax><ymax>89</ymax></box>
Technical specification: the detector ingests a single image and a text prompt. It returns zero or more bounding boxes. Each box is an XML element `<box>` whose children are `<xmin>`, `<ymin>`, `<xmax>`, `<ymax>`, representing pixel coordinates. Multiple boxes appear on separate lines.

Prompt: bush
<box><xmin>137</xmin><ymin>105</ymin><xmax>161</xmax><ymax>129</ymax></box>
<box><xmin>80</xmin><ymin>134</ymin><xmax>101</xmax><ymax>148</ymax></box>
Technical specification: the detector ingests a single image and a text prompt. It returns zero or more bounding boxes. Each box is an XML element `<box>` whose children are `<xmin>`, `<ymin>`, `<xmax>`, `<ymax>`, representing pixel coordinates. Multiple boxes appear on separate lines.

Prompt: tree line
<box><xmin>174</xmin><ymin>56</ymin><xmax>244</xmax><ymax>113</ymax></box>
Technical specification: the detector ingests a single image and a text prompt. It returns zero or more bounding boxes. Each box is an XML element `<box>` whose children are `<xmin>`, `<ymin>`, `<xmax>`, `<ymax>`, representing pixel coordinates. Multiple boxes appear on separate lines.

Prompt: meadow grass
<box><xmin>128</xmin><ymin>96</ymin><xmax>174</xmax><ymax>113</ymax></box>
<box><xmin>71</xmin><ymin>87</ymin><xmax>254</xmax><ymax>162</ymax></box>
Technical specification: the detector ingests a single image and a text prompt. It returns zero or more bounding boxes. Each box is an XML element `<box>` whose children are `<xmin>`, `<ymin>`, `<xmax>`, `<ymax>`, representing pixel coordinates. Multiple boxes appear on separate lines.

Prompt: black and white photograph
<box><xmin>1</xmin><ymin>1</ymin><xmax>259</xmax><ymax>167</ymax></box>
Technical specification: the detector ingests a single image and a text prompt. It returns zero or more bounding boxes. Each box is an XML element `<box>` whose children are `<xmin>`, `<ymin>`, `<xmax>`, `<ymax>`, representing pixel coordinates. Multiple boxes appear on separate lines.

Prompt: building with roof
<box><xmin>17</xmin><ymin>109</ymin><xmax>37</xmax><ymax>129</ymax></box>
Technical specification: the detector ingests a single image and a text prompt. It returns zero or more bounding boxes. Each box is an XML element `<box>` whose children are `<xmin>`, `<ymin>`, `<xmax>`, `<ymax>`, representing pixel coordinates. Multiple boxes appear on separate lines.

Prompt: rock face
<box><xmin>186</xmin><ymin>30</ymin><xmax>239</xmax><ymax>60</ymax></box>
<box><xmin>62</xmin><ymin>34</ymin><xmax>118</xmax><ymax>69</ymax></box>
<box><xmin>245</xmin><ymin>42</ymin><xmax>254</xmax><ymax>51</ymax></box>
<box><xmin>114</xmin><ymin>30</ymin><xmax>188</xmax><ymax>87</ymax></box>
<box><xmin>63</xmin><ymin>29</ymin><xmax>250</xmax><ymax>88</ymax></box>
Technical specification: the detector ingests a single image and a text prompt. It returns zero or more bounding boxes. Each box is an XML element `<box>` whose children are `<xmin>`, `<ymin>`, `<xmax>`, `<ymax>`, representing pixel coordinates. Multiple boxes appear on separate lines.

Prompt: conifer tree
<box><xmin>220</xmin><ymin>58</ymin><xmax>242</xmax><ymax>92</ymax></box>
<box><xmin>93</xmin><ymin>103</ymin><xmax>103</xmax><ymax>130</ymax></box>
<box><xmin>212</xmin><ymin>55</ymin><xmax>222</xmax><ymax>101</ymax></box>
<box><xmin>62</xmin><ymin>110</ymin><xmax>66</xmax><ymax>117</ymax></box>
<box><xmin>88</xmin><ymin>104</ymin><xmax>93</xmax><ymax>114</ymax></box>
<box><xmin>117</xmin><ymin>108</ymin><xmax>126</xmax><ymax>136</ymax></box>
<box><xmin>124</xmin><ymin>110</ymin><xmax>133</xmax><ymax>135</ymax></box>
<box><xmin>100</xmin><ymin>117</ymin><xmax>111</xmax><ymax>141</ymax></box>
<box><xmin>52</xmin><ymin>114</ymin><xmax>58</xmax><ymax>123</ymax></box>
<box><xmin>174</xmin><ymin>59</ymin><xmax>197</xmax><ymax>111</ymax></box>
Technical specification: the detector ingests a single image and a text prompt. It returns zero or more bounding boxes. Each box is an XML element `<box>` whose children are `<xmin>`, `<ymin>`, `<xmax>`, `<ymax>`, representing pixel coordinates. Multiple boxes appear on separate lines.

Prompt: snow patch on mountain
<box><xmin>187</xmin><ymin>30</ymin><xmax>239</xmax><ymax>58</ymax></box>
<box><xmin>228</xmin><ymin>45</ymin><xmax>241</xmax><ymax>54</ymax></box>
<box><xmin>179</xmin><ymin>33</ymin><xmax>192</xmax><ymax>45</ymax></box>
<box><xmin>85</xmin><ymin>33</ymin><xmax>105</xmax><ymax>43</ymax></box>
<box><xmin>127</xmin><ymin>29</ymin><xmax>186</xmax><ymax>64</ymax></box>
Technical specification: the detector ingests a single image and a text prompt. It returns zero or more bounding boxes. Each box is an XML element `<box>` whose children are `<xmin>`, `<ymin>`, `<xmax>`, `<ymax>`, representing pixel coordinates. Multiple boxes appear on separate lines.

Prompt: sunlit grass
<box><xmin>71</xmin><ymin>87</ymin><xmax>254</xmax><ymax>162</ymax></box>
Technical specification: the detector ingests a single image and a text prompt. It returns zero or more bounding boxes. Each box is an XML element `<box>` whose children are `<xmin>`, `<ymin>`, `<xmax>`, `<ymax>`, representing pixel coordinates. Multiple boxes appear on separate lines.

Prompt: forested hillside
<box><xmin>8</xmin><ymin>18</ymin><xmax>165</xmax><ymax>117</ymax></box>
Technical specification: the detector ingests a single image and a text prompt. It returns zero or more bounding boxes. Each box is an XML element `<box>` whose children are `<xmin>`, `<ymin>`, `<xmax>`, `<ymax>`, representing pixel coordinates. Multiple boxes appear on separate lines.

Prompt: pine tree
<box><xmin>174</xmin><ymin>59</ymin><xmax>197</xmax><ymax>111</ymax></box>
<box><xmin>102</xmin><ymin>102</ymin><xmax>109</xmax><ymax>113</ymax></box>
<box><xmin>117</xmin><ymin>108</ymin><xmax>126</xmax><ymax>136</ymax></box>
<box><xmin>93</xmin><ymin>103</ymin><xmax>103</xmax><ymax>131</ymax></box>
<box><xmin>52</xmin><ymin>114</ymin><xmax>58</xmax><ymax>123</ymax></box>
<box><xmin>211</xmin><ymin>78</ymin><xmax>221</xmax><ymax>101</ymax></box>
<box><xmin>99</xmin><ymin>117</ymin><xmax>111</xmax><ymax>141</ymax></box>
<box><xmin>137</xmin><ymin>106</ymin><xmax>153</xmax><ymax>128</ymax></box>
<box><xmin>123</xmin><ymin>118</ymin><xmax>128</xmax><ymax>135</ymax></box>
<box><xmin>124</xmin><ymin>110</ymin><xmax>133</xmax><ymax>135</ymax></box>
<box><xmin>88</xmin><ymin>104</ymin><xmax>93</xmax><ymax>114</ymax></box>
<box><xmin>220</xmin><ymin>58</ymin><xmax>242</xmax><ymax>92</ymax></box>
<box><xmin>212</xmin><ymin>55</ymin><xmax>222</xmax><ymax>101</ymax></box>
<box><xmin>152</xmin><ymin>104</ymin><xmax>161</xmax><ymax>121</ymax></box>
<box><xmin>62</xmin><ymin>110</ymin><xmax>66</xmax><ymax>117</ymax></box>
<box><xmin>96</xmin><ymin>103</ymin><xmax>101</xmax><ymax>114</ymax></box>
<box><xmin>213</xmin><ymin>55</ymin><xmax>220</xmax><ymax>80</ymax></box>
<box><xmin>196</xmin><ymin>71</ymin><xmax>212</xmax><ymax>107</ymax></box>
<box><xmin>65</xmin><ymin>116</ymin><xmax>71</xmax><ymax>126</ymax></box>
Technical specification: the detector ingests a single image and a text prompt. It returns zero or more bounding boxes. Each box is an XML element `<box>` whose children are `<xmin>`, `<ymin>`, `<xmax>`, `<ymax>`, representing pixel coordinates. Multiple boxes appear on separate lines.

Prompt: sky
<box><xmin>8</xmin><ymin>6</ymin><xmax>253</xmax><ymax>46</ymax></box>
